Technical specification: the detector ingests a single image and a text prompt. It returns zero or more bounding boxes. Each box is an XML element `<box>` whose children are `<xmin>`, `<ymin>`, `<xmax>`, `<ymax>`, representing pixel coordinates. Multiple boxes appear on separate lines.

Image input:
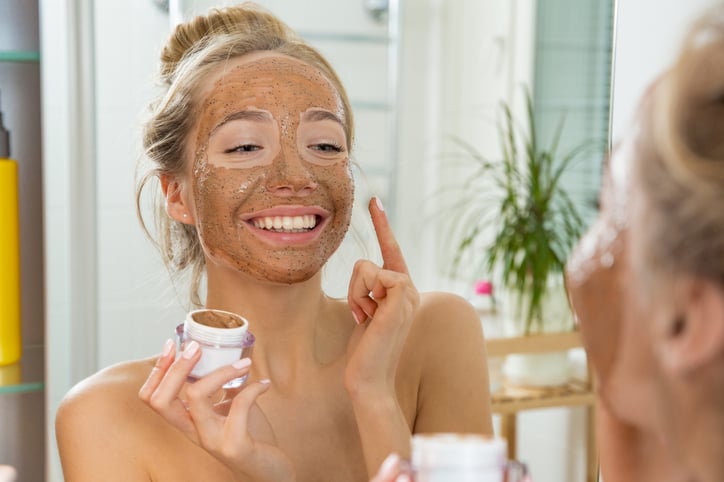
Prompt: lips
<box><xmin>241</xmin><ymin>205</ymin><xmax>330</xmax><ymax>243</ymax></box>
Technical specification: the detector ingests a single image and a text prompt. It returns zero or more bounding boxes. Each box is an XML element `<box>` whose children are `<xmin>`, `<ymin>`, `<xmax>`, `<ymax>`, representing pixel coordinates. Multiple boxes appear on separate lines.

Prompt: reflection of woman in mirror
<box><xmin>54</xmin><ymin>3</ymin><xmax>493</xmax><ymax>481</ymax></box>
<box><xmin>566</xmin><ymin>8</ymin><xmax>724</xmax><ymax>482</ymax></box>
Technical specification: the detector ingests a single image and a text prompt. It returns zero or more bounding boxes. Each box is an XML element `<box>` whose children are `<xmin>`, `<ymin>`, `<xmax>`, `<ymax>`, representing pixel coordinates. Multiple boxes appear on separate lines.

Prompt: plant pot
<box><xmin>500</xmin><ymin>280</ymin><xmax>574</xmax><ymax>388</ymax></box>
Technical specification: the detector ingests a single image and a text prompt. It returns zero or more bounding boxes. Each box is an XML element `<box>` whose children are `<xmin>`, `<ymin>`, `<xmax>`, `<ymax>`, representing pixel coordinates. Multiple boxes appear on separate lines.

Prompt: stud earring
<box><xmin>183</xmin><ymin>213</ymin><xmax>188</xmax><ymax>218</ymax></box>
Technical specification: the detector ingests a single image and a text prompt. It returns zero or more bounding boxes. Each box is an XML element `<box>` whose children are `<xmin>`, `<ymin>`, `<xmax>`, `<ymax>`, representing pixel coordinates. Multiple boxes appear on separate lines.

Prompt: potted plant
<box><xmin>443</xmin><ymin>89</ymin><xmax>598</xmax><ymax>386</ymax></box>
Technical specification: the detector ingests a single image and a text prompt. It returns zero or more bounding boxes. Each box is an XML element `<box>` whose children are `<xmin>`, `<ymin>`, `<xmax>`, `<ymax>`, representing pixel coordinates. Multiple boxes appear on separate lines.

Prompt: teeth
<box><xmin>252</xmin><ymin>215</ymin><xmax>317</xmax><ymax>232</ymax></box>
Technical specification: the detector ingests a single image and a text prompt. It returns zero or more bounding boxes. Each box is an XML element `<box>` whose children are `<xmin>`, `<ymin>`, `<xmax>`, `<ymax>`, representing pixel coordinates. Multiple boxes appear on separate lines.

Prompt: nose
<box><xmin>265</xmin><ymin>147</ymin><xmax>318</xmax><ymax>197</ymax></box>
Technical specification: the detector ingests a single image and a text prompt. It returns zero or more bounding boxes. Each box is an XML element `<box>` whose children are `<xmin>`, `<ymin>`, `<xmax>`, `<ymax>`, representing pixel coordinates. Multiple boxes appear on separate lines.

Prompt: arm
<box><xmin>411</xmin><ymin>292</ymin><xmax>494</xmax><ymax>435</ymax></box>
<box><xmin>362</xmin><ymin>293</ymin><xmax>493</xmax><ymax>482</ymax></box>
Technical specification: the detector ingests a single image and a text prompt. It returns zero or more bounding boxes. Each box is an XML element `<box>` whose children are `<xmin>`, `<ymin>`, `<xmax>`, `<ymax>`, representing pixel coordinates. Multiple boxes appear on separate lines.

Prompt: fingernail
<box><xmin>378</xmin><ymin>453</ymin><xmax>400</xmax><ymax>478</ymax></box>
<box><xmin>232</xmin><ymin>357</ymin><xmax>251</xmax><ymax>370</ymax></box>
<box><xmin>374</xmin><ymin>196</ymin><xmax>385</xmax><ymax>212</ymax></box>
<box><xmin>395</xmin><ymin>474</ymin><xmax>411</xmax><ymax>482</ymax></box>
<box><xmin>259</xmin><ymin>378</ymin><xmax>271</xmax><ymax>385</ymax></box>
<box><xmin>352</xmin><ymin>311</ymin><xmax>362</xmax><ymax>325</ymax></box>
<box><xmin>182</xmin><ymin>340</ymin><xmax>199</xmax><ymax>359</ymax></box>
<box><xmin>162</xmin><ymin>338</ymin><xmax>175</xmax><ymax>357</ymax></box>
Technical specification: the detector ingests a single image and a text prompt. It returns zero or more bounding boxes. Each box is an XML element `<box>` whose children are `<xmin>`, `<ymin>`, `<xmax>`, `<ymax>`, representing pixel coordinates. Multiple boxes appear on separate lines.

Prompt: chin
<box><xmin>241</xmin><ymin>261</ymin><xmax>325</xmax><ymax>285</ymax></box>
<box><xmin>261</xmin><ymin>269</ymin><xmax>320</xmax><ymax>285</ymax></box>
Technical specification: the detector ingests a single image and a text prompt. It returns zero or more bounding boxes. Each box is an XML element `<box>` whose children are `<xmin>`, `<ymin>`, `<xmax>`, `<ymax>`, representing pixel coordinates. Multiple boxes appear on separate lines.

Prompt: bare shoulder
<box><xmin>55</xmin><ymin>357</ymin><xmax>162</xmax><ymax>480</ymax></box>
<box><xmin>57</xmin><ymin>357</ymin><xmax>155</xmax><ymax>423</ymax></box>
<box><xmin>401</xmin><ymin>291</ymin><xmax>493</xmax><ymax>435</ymax></box>
<box><xmin>408</xmin><ymin>291</ymin><xmax>484</xmax><ymax>347</ymax></box>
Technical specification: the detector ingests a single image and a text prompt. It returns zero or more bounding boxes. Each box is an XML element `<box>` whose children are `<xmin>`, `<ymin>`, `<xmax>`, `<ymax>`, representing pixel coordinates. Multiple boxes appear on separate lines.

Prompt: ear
<box><xmin>660</xmin><ymin>278</ymin><xmax>724</xmax><ymax>374</ymax></box>
<box><xmin>160</xmin><ymin>174</ymin><xmax>194</xmax><ymax>224</ymax></box>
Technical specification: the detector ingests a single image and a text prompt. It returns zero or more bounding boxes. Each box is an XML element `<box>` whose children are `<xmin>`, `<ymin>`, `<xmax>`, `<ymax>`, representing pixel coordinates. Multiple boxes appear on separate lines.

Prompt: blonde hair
<box><xmin>635</xmin><ymin>8</ymin><xmax>724</xmax><ymax>287</ymax></box>
<box><xmin>136</xmin><ymin>2</ymin><xmax>355</xmax><ymax>306</ymax></box>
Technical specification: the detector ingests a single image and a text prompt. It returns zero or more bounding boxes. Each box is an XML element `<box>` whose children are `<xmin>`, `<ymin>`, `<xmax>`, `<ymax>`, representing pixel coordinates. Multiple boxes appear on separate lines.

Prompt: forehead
<box><xmin>199</xmin><ymin>52</ymin><xmax>344</xmax><ymax>116</ymax></box>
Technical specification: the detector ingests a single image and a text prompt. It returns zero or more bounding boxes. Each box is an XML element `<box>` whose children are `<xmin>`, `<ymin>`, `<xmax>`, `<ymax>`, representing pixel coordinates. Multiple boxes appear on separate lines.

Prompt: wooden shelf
<box><xmin>486</xmin><ymin>330</ymin><xmax>584</xmax><ymax>357</ymax></box>
<box><xmin>485</xmin><ymin>330</ymin><xmax>595</xmax><ymax>414</ymax></box>
<box><xmin>491</xmin><ymin>378</ymin><xmax>595</xmax><ymax>414</ymax></box>
<box><xmin>484</xmin><ymin>330</ymin><xmax>599</xmax><ymax>482</ymax></box>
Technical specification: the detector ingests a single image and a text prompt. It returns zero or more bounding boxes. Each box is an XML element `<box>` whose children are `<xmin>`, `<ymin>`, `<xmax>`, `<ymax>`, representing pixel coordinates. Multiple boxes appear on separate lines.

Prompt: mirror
<box><xmin>37</xmin><ymin>0</ymin><xmax>617</xmax><ymax>480</ymax></box>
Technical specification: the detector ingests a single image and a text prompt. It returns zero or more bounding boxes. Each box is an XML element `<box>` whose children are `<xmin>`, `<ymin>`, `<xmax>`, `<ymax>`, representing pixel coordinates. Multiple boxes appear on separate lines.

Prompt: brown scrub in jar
<box><xmin>191</xmin><ymin>310</ymin><xmax>245</xmax><ymax>329</ymax></box>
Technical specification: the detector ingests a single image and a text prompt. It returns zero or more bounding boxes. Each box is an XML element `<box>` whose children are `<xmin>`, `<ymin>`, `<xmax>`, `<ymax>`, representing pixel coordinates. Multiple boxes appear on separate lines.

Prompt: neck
<box><xmin>204</xmin><ymin>267</ymin><xmax>354</xmax><ymax>388</ymax></box>
<box><xmin>685</xmin><ymin>405</ymin><xmax>724</xmax><ymax>482</ymax></box>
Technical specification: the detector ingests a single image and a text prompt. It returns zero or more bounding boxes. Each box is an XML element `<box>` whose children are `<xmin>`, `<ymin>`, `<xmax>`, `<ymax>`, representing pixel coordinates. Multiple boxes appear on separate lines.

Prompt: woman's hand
<box><xmin>345</xmin><ymin>197</ymin><xmax>420</xmax><ymax>475</ymax></box>
<box><xmin>138</xmin><ymin>340</ymin><xmax>295</xmax><ymax>482</ymax></box>
<box><xmin>345</xmin><ymin>197</ymin><xmax>420</xmax><ymax>398</ymax></box>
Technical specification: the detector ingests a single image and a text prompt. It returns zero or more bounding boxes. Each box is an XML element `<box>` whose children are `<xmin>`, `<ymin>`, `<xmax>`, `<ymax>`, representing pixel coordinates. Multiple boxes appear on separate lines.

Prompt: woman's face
<box><xmin>185</xmin><ymin>52</ymin><xmax>354</xmax><ymax>284</ymax></box>
<box><xmin>565</xmin><ymin>130</ymin><xmax>663</xmax><ymax>431</ymax></box>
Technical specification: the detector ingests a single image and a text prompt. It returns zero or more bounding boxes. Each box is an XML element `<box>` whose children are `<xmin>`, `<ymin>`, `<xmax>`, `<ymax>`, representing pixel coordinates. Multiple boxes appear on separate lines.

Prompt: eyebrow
<box><xmin>301</xmin><ymin>108</ymin><xmax>345</xmax><ymax>127</ymax></box>
<box><xmin>210</xmin><ymin>110</ymin><xmax>274</xmax><ymax>136</ymax></box>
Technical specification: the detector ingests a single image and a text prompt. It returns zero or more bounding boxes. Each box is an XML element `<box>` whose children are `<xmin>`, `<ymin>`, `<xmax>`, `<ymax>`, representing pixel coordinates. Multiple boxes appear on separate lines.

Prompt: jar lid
<box><xmin>184</xmin><ymin>309</ymin><xmax>249</xmax><ymax>346</ymax></box>
<box><xmin>412</xmin><ymin>433</ymin><xmax>507</xmax><ymax>470</ymax></box>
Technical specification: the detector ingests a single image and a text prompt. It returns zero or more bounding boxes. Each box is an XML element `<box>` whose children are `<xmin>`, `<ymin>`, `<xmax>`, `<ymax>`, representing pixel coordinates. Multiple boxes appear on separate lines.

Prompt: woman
<box><xmin>55</xmin><ymin>3</ymin><xmax>493</xmax><ymax>481</ymax></box>
<box><xmin>566</xmin><ymin>8</ymin><xmax>724</xmax><ymax>482</ymax></box>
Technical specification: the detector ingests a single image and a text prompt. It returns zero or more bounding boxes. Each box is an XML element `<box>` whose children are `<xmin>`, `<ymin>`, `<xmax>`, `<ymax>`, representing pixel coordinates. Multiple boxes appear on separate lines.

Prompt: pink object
<box><xmin>474</xmin><ymin>280</ymin><xmax>494</xmax><ymax>295</ymax></box>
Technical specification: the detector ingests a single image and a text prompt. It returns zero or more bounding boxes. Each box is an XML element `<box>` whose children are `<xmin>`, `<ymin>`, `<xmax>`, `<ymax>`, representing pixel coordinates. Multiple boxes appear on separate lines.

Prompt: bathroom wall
<box><xmin>611</xmin><ymin>0</ymin><xmax>719</xmax><ymax>143</ymax></box>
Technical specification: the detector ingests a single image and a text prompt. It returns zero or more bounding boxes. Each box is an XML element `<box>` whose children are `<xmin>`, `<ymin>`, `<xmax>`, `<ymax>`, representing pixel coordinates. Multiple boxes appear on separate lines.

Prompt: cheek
<box><xmin>602</xmin><ymin>298</ymin><xmax>663</xmax><ymax>429</ymax></box>
<box><xmin>566</xmin><ymin>223</ymin><xmax>628</xmax><ymax>383</ymax></box>
<box><xmin>192</xmin><ymin>163</ymin><xmax>264</xmax><ymax>227</ymax></box>
<box><xmin>315</xmin><ymin>161</ymin><xmax>354</xmax><ymax>245</ymax></box>
<box><xmin>334</xmin><ymin>165</ymin><xmax>355</xmax><ymax>222</ymax></box>
<box><xmin>317</xmin><ymin>160</ymin><xmax>354</xmax><ymax>202</ymax></box>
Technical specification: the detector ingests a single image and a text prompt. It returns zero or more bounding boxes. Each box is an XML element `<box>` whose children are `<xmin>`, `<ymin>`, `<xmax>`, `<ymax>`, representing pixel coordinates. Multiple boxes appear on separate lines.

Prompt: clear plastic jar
<box><xmin>175</xmin><ymin>308</ymin><xmax>255</xmax><ymax>388</ymax></box>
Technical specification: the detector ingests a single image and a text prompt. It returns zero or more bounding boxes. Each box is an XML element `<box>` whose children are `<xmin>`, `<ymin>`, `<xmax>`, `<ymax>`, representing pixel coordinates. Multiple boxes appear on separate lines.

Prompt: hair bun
<box><xmin>653</xmin><ymin>11</ymin><xmax>724</xmax><ymax>187</ymax></box>
<box><xmin>158</xmin><ymin>2</ymin><xmax>296</xmax><ymax>84</ymax></box>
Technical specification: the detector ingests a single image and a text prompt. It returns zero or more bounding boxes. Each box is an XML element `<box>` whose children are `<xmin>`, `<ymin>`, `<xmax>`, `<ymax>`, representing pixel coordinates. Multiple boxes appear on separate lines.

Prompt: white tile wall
<box><xmin>93</xmin><ymin>0</ymin><xmax>179</xmax><ymax>368</ymax></box>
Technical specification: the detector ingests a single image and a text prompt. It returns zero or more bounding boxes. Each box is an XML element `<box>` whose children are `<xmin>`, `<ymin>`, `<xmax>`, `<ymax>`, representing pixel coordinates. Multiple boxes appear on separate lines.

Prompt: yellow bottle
<box><xmin>0</xmin><ymin>96</ymin><xmax>22</xmax><ymax>366</ymax></box>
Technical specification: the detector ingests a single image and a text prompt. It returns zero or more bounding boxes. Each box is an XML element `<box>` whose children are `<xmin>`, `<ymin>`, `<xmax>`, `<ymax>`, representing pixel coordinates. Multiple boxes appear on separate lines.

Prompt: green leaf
<box><xmin>440</xmin><ymin>85</ymin><xmax>603</xmax><ymax>333</ymax></box>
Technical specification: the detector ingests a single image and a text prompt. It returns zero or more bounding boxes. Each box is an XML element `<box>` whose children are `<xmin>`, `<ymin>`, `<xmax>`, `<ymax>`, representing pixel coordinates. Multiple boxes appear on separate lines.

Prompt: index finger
<box><xmin>368</xmin><ymin>197</ymin><xmax>408</xmax><ymax>274</ymax></box>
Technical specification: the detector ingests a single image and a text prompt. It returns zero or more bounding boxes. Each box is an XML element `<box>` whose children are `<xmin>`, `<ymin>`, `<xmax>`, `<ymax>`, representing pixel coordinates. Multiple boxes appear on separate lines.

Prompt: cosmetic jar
<box><xmin>412</xmin><ymin>434</ymin><xmax>529</xmax><ymax>482</ymax></box>
<box><xmin>175</xmin><ymin>308</ymin><xmax>255</xmax><ymax>388</ymax></box>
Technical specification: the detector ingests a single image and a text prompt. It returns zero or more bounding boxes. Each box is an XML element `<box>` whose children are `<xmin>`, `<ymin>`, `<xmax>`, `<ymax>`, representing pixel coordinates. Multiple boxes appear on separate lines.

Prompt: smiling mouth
<box><xmin>250</xmin><ymin>214</ymin><xmax>319</xmax><ymax>233</ymax></box>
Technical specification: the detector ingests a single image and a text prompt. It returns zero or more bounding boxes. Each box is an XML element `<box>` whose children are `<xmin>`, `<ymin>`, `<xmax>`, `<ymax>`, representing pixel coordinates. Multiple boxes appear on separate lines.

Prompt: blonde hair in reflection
<box><xmin>135</xmin><ymin>2</ymin><xmax>355</xmax><ymax>306</ymax></box>
<box><xmin>635</xmin><ymin>8</ymin><xmax>724</xmax><ymax>288</ymax></box>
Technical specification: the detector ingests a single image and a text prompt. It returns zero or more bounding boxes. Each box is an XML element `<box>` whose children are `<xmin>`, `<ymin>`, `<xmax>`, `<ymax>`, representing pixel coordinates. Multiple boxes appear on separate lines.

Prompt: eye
<box><xmin>224</xmin><ymin>144</ymin><xmax>262</xmax><ymax>154</ymax></box>
<box><xmin>310</xmin><ymin>142</ymin><xmax>343</xmax><ymax>153</ymax></box>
